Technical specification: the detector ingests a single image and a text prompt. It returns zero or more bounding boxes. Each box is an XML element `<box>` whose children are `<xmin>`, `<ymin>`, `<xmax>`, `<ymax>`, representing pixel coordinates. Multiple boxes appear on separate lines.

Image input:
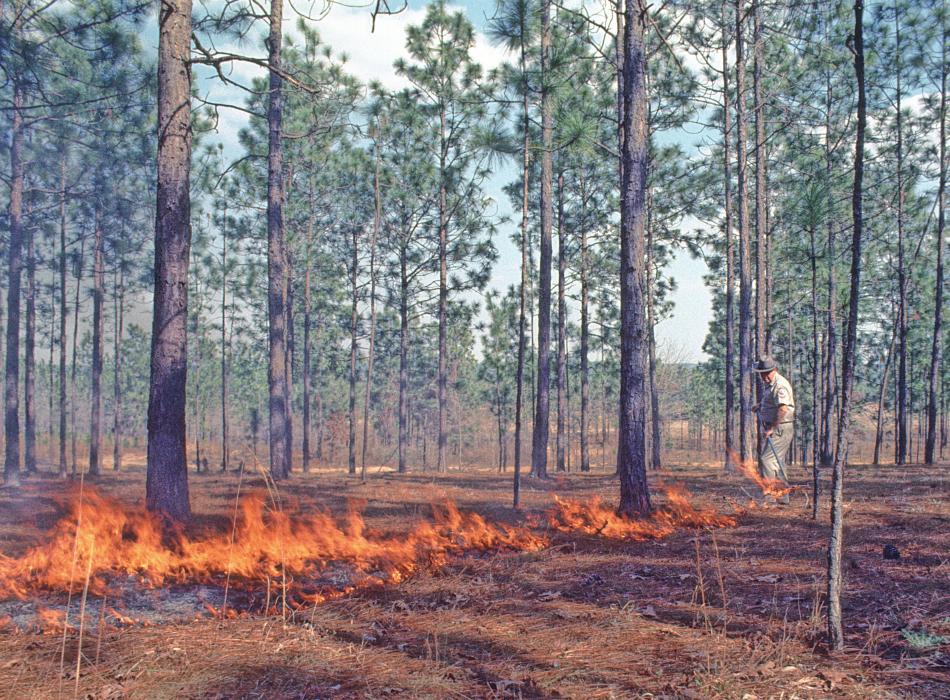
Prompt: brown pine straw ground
<box><xmin>0</xmin><ymin>458</ymin><xmax>947</xmax><ymax>699</ymax></box>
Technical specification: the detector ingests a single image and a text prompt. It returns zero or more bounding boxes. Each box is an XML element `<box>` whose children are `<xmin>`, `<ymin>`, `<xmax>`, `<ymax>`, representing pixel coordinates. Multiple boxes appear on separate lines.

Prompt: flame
<box><xmin>546</xmin><ymin>486</ymin><xmax>736</xmax><ymax>541</ymax></box>
<box><xmin>727</xmin><ymin>450</ymin><xmax>795</xmax><ymax>499</ymax></box>
<box><xmin>107</xmin><ymin>608</ymin><xmax>140</xmax><ymax>626</ymax></box>
<box><xmin>0</xmin><ymin>487</ymin><xmax>546</xmax><ymax>607</ymax></box>
<box><xmin>35</xmin><ymin>606</ymin><xmax>71</xmax><ymax>635</ymax></box>
<box><xmin>0</xmin><ymin>483</ymin><xmax>743</xmax><ymax>629</ymax></box>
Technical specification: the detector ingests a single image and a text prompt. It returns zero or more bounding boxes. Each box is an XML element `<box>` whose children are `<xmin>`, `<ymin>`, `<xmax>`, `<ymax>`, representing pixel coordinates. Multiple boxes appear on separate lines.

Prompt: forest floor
<box><xmin>0</xmin><ymin>457</ymin><xmax>946</xmax><ymax>699</ymax></box>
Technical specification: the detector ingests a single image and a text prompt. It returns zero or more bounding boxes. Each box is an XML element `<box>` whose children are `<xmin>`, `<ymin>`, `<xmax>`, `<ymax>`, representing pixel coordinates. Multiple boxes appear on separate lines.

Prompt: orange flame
<box><xmin>727</xmin><ymin>450</ymin><xmax>795</xmax><ymax>499</ymax></box>
<box><xmin>35</xmin><ymin>606</ymin><xmax>71</xmax><ymax>635</ymax></box>
<box><xmin>546</xmin><ymin>486</ymin><xmax>736</xmax><ymax>541</ymax></box>
<box><xmin>0</xmin><ymin>484</ymin><xmax>742</xmax><ymax>629</ymax></box>
<box><xmin>0</xmin><ymin>488</ymin><xmax>546</xmax><ymax>605</ymax></box>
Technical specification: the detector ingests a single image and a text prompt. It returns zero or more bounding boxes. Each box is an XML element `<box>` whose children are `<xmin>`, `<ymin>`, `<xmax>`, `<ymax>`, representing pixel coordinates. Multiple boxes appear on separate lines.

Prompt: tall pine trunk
<box><xmin>192</xmin><ymin>282</ymin><xmax>202</xmax><ymax>472</ymax></box>
<box><xmin>556</xmin><ymin>167</ymin><xmax>567</xmax><ymax>472</ymax></box>
<box><xmin>926</xmin><ymin>22</ymin><xmax>947</xmax><ymax>465</ymax></box>
<box><xmin>646</xmin><ymin>216</ymin><xmax>661</xmax><ymax>471</ymax></box>
<box><xmin>617</xmin><ymin>0</ymin><xmax>651</xmax><ymax>516</ymax></box>
<box><xmin>580</xmin><ymin>198</ymin><xmax>590</xmax><ymax>474</ymax></box>
<box><xmin>438</xmin><ymin>106</ymin><xmax>449</xmax><ymax>474</ymax></box>
<box><xmin>113</xmin><ymin>268</ymin><xmax>124</xmax><ymax>471</ymax></box>
<box><xmin>722</xmin><ymin>0</ymin><xmax>736</xmax><ymax>470</ymax></box>
<box><xmin>146</xmin><ymin>0</ymin><xmax>192</xmax><ymax>520</ymax></box>
<box><xmin>301</xmin><ymin>199</ymin><xmax>313</xmax><ymax>474</ymax></box>
<box><xmin>314</xmin><ymin>325</ymin><xmax>324</xmax><ymax>462</ymax></box>
<box><xmin>753</xmin><ymin>0</ymin><xmax>768</xmax><ymax>360</ymax></box>
<box><xmin>735</xmin><ymin>0</ymin><xmax>754</xmax><ymax>462</ymax></box>
<box><xmin>398</xmin><ymin>250</ymin><xmax>409</xmax><ymax>474</ymax></box>
<box><xmin>828</xmin><ymin>0</ymin><xmax>865</xmax><ymax>649</ymax></box>
<box><xmin>220</xmin><ymin>208</ymin><xmax>229</xmax><ymax>471</ymax></box>
<box><xmin>361</xmin><ymin>131</ymin><xmax>381</xmax><ymax>481</ymax></box>
<box><xmin>285</xmin><ymin>273</ymin><xmax>294</xmax><ymax>474</ymax></box>
<box><xmin>89</xmin><ymin>202</ymin><xmax>104</xmax><ymax>476</ymax></box>
<box><xmin>752</xmin><ymin>0</ymin><xmax>768</xmax><ymax>455</ymax></box>
<box><xmin>47</xmin><ymin>284</ymin><xmax>55</xmax><ymax>462</ymax></box>
<box><xmin>70</xmin><ymin>236</ymin><xmax>84</xmax><ymax>475</ymax></box>
<box><xmin>24</xmin><ymin>206</ymin><xmax>36</xmax><ymax>474</ymax></box>
<box><xmin>809</xmin><ymin>223</ymin><xmax>821</xmax><ymax>517</ymax></box>
<box><xmin>514</xmin><ymin>72</ymin><xmax>530</xmax><ymax>505</ymax></box>
<box><xmin>58</xmin><ymin>154</ymin><xmax>68</xmax><ymax>479</ymax></box>
<box><xmin>348</xmin><ymin>227</ymin><xmax>359</xmax><ymax>475</ymax></box>
<box><xmin>894</xmin><ymin>2</ymin><xmax>909</xmax><ymax>465</ymax></box>
<box><xmin>874</xmin><ymin>328</ymin><xmax>896</xmax><ymax>465</ymax></box>
<box><xmin>821</xmin><ymin>63</ymin><xmax>838</xmax><ymax>468</ymax></box>
<box><xmin>531</xmin><ymin>0</ymin><xmax>554</xmax><ymax>479</ymax></box>
<box><xmin>266</xmin><ymin>0</ymin><xmax>290</xmax><ymax>480</ymax></box>
<box><xmin>4</xmin><ymin>82</ymin><xmax>25</xmax><ymax>486</ymax></box>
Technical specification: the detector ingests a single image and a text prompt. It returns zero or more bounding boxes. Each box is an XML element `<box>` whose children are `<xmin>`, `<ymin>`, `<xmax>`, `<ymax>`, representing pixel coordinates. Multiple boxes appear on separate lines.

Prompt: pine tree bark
<box><xmin>113</xmin><ymin>268</ymin><xmax>124</xmax><ymax>471</ymax></box>
<box><xmin>314</xmin><ymin>334</ymin><xmax>324</xmax><ymax>462</ymax></box>
<box><xmin>531</xmin><ymin>0</ymin><xmax>554</xmax><ymax>479</ymax></box>
<box><xmin>192</xmin><ymin>281</ymin><xmax>202</xmax><ymax>473</ymax></box>
<box><xmin>398</xmin><ymin>249</ymin><xmax>409</xmax><ymax>474</ymax></box>
<box><xmin>809</xmin><ymin>222</ymin><xmax>821</xmax><ymax>517</ymax></box>
<box><xmin>722</xmin><ymin>0</ymin><xmax>736</xmax><ymax>470</ymax></box>
<box><xmin>646</xmin><ymin>214</ymin><xmax>661</xmax><ymax>471</ymax></box>
<box><xmin>146</xmin><ymin>0</ymin><xmax>192</xmax><ymax>520</ymax></box>
<box><xmin>942</xmin><ymin>385</ymin><xmax>948</xmax><ymax>455</ymax></box>
<box><xmin>828</xmin><ymin>0</ymin><xmax>865</xmax><ymax>649</ymax></box>
<box><xmin>735</xmin><ymin>0</ymin><xmax>754</xmax><ymax>462</ymax></box>
<box><xmin>894</xmin><ymin>2</ymin><xmax>909</xmax><ymax>465</ymax></box>
<box><xmin>514</xmin><ymin>73</ymin><xmax>530</xmax><ymax>505</ymax></box>
<box><xmin>926</xmin><ymin>22</ymin><xmax>947</xmax><ymax>465</ymax></box>
<box><xmin>361</xmin><ymin>131</ymin><xmax>382</xmax><ymax>481</ymax></box>
<box><xmin>266</xmin><ymin>0</ymin><xmax>290</xmax><ymax>480</ymax></box>
<box><xmin>301</xmin><ymin>199</ymin><xmax>313</xmax><ymax>474</ymax></box>
<box><xmin>874</xmin><ymin>328</ymin><xmax>896</xmax><ymax>465</ymax></box>
<box><xmin>579</xmin><ymin>196</ymin><xmax>590</xmax><ymax>474</ymax></box>
<box><xmin>24</xmin><ymin>204</ymin><xmax>37</xmax><ymax>474</ymax></box>
<box><xmin>438</xmin><ymin>106</ymin><xmax>449</xmax><ymax>474</ymax></box>
<box><xmin>89</xmin><ymin>202</ymin><xmax>104</xmax><ymax>476</ymax></box>
<box><xmin>821</xmin><ymin>64</ymin><xmax>838</xmax><ymax>468</ymax></box>
<box><xmin>285</xmin><ymin>270</ymin><xmax>294</xmax><ymax>474</ymax></box>
<box><xmin>70</xmin><ymin>235</ymin><xmax>84</xmax><ymax>475</ymax></box>
<box><xmin>47</xmin><ymin>284</ymin><xmax>55</xmax><ymax>462</ymax></box>
<box><xmin>58</xmin><ymin>154</ymin><xmax>68</xmax><ymax>479</ymax></box>
<box><xmin>753</xmin><ymin>0</ymin><xmax>768</xmax><ymax>360</ymax></box>
<box><xmin>348</xmin><ymin>226</ymin><xmax>359</xmax><ymax>476</ymax></box>
<box><xmin>617</xmin><ymin>0</ymin><xmax>651</xmax><ymax>516</ymax></box>
<box><xmin>220</xmin><ymin>207</ymin><xmax>229</xmax><ymax>472</ymax></box>
<box><xmin>556</xmin><ymin>167</ymin><xmax>567</xmax><ymax>473</ymax></box>
<box><xmin>752</xmin><ymin>0</ymin><xmax>768</xmax><ymax>456</ymax></box>
<box><xmin>4</xmin><ymin>81</ymin><xmax>25</xmax><ymax>486</ymax></box>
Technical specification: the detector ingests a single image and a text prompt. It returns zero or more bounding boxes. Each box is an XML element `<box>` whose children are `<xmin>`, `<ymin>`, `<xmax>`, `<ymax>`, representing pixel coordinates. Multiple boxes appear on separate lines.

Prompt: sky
<box><xmin>192</xmin><ymin>0</ymin><xmax>714</xmax><ymax>363</ymax></box>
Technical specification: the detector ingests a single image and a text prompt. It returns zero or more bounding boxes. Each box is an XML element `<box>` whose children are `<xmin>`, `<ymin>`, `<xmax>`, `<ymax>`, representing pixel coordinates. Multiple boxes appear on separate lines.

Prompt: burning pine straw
<box><xmin>727</xmin><ymin>449</ymin><xmax>802</xmax><ymax>500</ymax></box>
<box><xmin>0</xmin><ymin>482</ymin><xmax>744</xmax><ymax>633</ymax></box>
<box><xmin>0</xmin><ymin>487</ymin><xmax>546</xmax><ymax>617</ymax></box>
<box><xmin>547</xmin><ymin>486</ymin><xmax>736</xmax><ymax>540</ymax></box>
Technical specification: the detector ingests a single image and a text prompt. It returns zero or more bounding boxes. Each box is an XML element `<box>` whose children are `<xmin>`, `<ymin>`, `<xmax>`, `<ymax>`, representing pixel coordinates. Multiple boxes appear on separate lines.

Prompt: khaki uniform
<box><xmin>758</xmin><ymin>371</ymin><xmax>794</xmax><ymax>482</ymax></box>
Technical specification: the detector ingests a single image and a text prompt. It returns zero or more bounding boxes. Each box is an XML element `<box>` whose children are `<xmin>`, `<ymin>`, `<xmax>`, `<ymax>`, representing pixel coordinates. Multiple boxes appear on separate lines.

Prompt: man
<box><xmin>753</xmin><ymin>355</ymin><xmax>795</xmax><ymax>495</ymax></box>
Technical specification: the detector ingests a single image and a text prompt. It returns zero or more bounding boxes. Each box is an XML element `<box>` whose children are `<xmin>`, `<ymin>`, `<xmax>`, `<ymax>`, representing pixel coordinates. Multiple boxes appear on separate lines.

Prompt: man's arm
<box><xmin>765</xmin><ymin>405</ymin><xmax>790</xmax><ymax>437</ymax></box>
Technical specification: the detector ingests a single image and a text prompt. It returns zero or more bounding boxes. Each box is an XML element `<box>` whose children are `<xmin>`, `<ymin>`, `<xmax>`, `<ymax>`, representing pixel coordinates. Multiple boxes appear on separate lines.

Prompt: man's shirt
<box><xmin>760</xmin><ymin>371</ymin><xmax>795</xmax><ymax>425</ymax></box>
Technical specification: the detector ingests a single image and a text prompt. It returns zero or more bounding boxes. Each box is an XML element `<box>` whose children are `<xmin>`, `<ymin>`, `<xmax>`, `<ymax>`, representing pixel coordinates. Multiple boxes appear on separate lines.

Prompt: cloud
<box><xmin>285</xmin><ymin>2</ymin><xmax>507</xmax><ymax>91</ymax></box>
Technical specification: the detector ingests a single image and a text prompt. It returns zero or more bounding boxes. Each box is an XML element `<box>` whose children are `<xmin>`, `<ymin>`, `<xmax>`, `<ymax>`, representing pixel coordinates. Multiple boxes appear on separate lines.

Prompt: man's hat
<box><xmin>753</xmin><ymin>355</ymin><xmax>778</xmax><ymax>373</ymax></box>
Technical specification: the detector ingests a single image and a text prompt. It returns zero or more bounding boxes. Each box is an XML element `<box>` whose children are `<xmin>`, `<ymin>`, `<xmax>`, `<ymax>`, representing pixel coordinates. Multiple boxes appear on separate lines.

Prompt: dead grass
<box><xmin>0</xmin><ymin>458</ymin><xmax>947</xmax><ymax>699</ymax></box>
